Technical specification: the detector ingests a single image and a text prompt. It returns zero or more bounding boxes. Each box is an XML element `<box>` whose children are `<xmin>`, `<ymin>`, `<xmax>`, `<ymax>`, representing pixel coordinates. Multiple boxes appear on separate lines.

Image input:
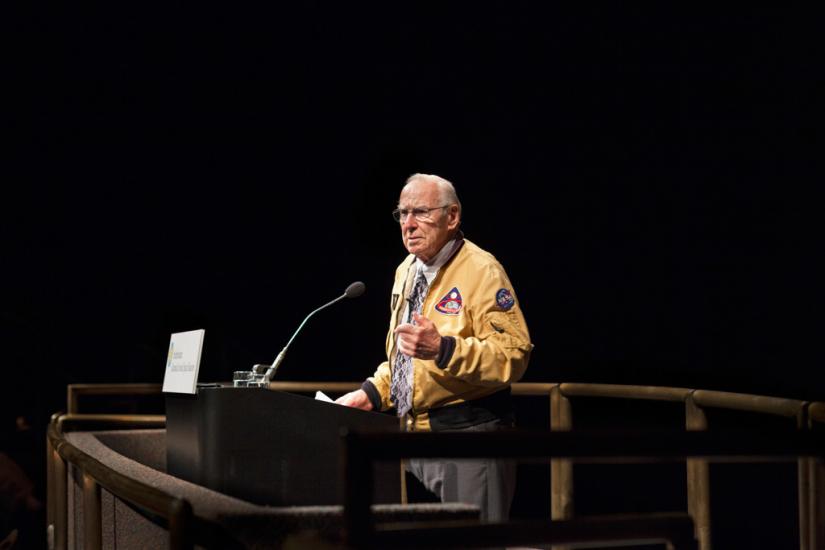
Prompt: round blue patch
<box><xmin>495</xmin><ymin>288</ymin><xmax>515</xmax><ymax>311</ymax></box>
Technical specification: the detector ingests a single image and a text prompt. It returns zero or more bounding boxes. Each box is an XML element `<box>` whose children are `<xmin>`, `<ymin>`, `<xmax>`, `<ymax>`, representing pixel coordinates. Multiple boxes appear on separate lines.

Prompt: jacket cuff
<box><xmin>361</xmin><ymin>380</ymin><xmax>382</xmax><ymax>411</ymax></box>
<box><xmin>436</xmin><ymin>336</ymin><xmax>456</xmax><ymax>369</ymax></box>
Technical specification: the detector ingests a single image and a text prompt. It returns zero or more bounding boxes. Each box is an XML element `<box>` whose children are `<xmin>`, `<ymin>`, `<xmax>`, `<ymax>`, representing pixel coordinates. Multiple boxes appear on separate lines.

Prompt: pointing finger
<box><xmin>412</xmin><ymin>311</ymin><xmax>431</xmax><ymax>326</ymax></box>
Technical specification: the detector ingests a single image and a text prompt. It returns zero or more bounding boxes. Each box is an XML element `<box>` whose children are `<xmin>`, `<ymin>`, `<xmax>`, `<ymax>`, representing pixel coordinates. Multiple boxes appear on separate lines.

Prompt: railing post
<box><xmin>812</xmin><ymin>457</ymin><xmax>825</xmax><ymax>550</ymax></box>
<box><xmin>53</xmin><ymin>447</ymin><xmax>67</xmax><ymax>550</ymax></box>
<box><xmin>798</xmin><ymin>404</ymin><xmax>811</xmax><ymax>550</ymax></box>
<box><xmin>807</xmin><ymin>403</ymin><xmax>825</xmax><ymax>549</ymax></box>
<box><xmin>82</xmin><ymin>473</ymin><xmax>102</xmax><ymax>550</ymax></box>
<box><xmin>168</xmin><ymin>498</ymin><xmax>194</xmax><ymax>550</ymax></box>
<box><xmin>550</xmin><ymin>385</ymin><xmax>573</xmax><ymax>521</ymax></box>
<box><xmin>67</xmin><ymin>385</ymin><xmax>78</xmax><ymax>415</ymax></box>
<box><xmin>799</xmin><ymin>465</ymin><xmax>813</xmax><ymax>550</ymax></box>
<box><xmin>46</xmin><ymin>434</ymin><xmax>55</xmax><ymax>550</ymax></box>
<box><xmin>685</xmin><ymin>392</ymin><xmax>711</xmax><ymax>550</ymax></box>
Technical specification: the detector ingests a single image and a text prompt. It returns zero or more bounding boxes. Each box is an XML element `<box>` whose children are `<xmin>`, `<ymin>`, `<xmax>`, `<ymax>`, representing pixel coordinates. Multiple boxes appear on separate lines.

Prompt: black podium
<box><xmin>165</xmin><ymin>386</ymin><xmax>400</xmax><ymax>506</ymax></box>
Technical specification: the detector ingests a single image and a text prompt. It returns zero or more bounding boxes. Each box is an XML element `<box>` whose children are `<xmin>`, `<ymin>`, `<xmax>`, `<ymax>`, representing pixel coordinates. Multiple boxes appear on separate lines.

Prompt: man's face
<box><xmin>398</xmin><ymin>180</ymin><xmax>459</xmax><ymax>264</ymax></box>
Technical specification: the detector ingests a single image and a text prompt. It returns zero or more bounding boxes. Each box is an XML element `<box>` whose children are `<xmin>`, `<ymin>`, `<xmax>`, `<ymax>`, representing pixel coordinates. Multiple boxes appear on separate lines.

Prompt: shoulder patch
<box><xmin>495</xmin><ymin>288</ymin><xmax>515</xmax><ymax>311</ymax></box>
<box><xmin>435</xmin><ymin>287</ymin><xmax>463</xmax><ymax>315</ymax></box>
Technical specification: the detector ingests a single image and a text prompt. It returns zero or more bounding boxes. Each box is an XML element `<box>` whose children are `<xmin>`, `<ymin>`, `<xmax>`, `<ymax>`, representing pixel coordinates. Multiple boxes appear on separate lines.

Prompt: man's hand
<box><xmin>335</xmin><ymin>389</ymin><xmax>373</xmax><ymax>410</ymax></box>
<box><xmin>394</xmin><ymin>311</ymin><xmax>442</xmax><ymax>359</ymax></box>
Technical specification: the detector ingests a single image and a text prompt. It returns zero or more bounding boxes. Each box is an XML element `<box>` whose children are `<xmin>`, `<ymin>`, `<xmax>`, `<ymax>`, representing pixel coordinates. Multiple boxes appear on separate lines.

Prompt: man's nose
<box><xmin>401</xmin><ymin>215</ymin><xmax>418</xmax><ymax>230</ymax></box>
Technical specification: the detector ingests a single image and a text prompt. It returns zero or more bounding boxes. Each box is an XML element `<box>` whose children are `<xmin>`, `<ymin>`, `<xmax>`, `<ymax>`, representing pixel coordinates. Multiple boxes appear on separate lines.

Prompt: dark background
<box><xmin>2</xmin><ymin>5</ymin><xmax>822</xmax><ymax>548</ymax></box>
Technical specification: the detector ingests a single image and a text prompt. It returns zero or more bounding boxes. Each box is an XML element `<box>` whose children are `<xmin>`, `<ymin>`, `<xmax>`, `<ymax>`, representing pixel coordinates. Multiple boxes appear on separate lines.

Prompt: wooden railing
<box><xmin>60</xmin><ymin>381</ymin><xmax>825</xmax><ymax>549</ymax></box>
<box><xmin>46</xmin><ymin>413</ymin><xmax>251</xmax><ymax>550</ymax></box>
<box><xmin>548</xmin><ymin>384</ymin><xmax>814</xmax><ymax>550</ymax></box>
<box><xmin>341</xmin><ymin>429</ymin><xmax>825</xmax><ymax>549</ymax></box>
<box><xmin>807</xmin><ymin>402</ymin><xmax>825</xmax><ymax>546</ymax></box>
<box><xmin>46</xmin><ymin>414</ymin><xmax>176</xmax><ymax>550</ymax></box>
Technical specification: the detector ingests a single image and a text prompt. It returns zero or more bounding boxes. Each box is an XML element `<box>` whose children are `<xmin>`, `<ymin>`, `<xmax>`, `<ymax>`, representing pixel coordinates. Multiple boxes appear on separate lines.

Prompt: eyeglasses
<box><xmin>392</xmin><ymin>205</ymin><xmax>449</xmax><ymax>222</ymax></box>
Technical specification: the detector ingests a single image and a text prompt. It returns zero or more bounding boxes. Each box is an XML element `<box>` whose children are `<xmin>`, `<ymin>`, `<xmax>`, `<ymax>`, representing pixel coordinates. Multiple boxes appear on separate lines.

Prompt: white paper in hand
<box><xmin>315</xmin><ymin>390</ymin><xmax>333</xmax><ymax>403</ymax></box>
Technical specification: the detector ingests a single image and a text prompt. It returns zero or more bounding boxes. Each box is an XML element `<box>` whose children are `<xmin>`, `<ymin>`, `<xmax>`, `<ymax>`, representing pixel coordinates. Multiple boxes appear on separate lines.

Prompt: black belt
<box><xmin>427</xmin><ymin>387</ymin><xmax>514</xmax><ymax>431</ymax></box>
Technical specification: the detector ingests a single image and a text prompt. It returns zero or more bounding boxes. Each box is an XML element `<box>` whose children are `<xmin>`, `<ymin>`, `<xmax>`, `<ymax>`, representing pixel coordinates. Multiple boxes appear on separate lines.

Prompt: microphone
<box><xmin>345</xmin><ymin>281</ymin><xmax>366</xmax><ymax>298</ymax></box>
<box><xmin>258</xmin><ymin>281</ymin><xmax>366</xmax><ymax>383</ymax></box>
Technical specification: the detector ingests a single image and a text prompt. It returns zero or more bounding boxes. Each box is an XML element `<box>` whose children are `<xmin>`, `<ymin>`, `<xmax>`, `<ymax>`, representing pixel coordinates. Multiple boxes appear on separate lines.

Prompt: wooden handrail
<box><xmin>66</xmin><ymin>381</ymin><xmax>822</xmax><ymax>420</ymax></box>
<box><xmin>61</xmin><ymin>381</ymin><xmax>825</xmax><ymax>550</ymax></box>
<box><xmin>343</xmin><ymin>429</ymin><xmax>825</xmax><ymax>550</ymax></box>
<box><xmin>560</xmin><ymin>383</ymin><xmax>692</xmax><ymax>402</ymax></box>
<box><xmin>342</xmin><ymin>429</ymin><xmax>825</xmax><ymax>550</ymax></box>
<box><xmin>47</xmin><ymin>414</ymin><xmax>216</xmax><ymax>550</ymax></box>
<box><xmin>341</xmin><ymin>429</ymin><xmax>701</xmax><ymax>549</ymax></box>
<box><xmin>691</xmin><ymin>389</ymin><xmax>806</xmax><ymax>419</ymax></box>
<box><xmin>808</xmin><ymin>402</ymin><xmax>825</xmax><ymax>425</ymax></box>
<box><xmin>511</xmin><ymin>382</ymin><xmax>557</xmax><ymax>395</ymax></box>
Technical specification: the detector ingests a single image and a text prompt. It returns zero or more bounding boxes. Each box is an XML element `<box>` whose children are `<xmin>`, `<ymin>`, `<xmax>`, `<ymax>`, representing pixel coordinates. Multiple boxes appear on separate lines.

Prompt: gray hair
<box><xmin>405</xmin><ymin>173</ymin><xmax>462</xmax><ymax>215</ymax></box>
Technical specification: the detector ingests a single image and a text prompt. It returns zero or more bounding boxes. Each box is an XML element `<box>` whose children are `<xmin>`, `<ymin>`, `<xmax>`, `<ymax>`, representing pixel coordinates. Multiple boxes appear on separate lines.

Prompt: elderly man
<box><xmin>336</xmin><ymin>173</ymin><xmax>533</xmax><ymax>521</ymax></box>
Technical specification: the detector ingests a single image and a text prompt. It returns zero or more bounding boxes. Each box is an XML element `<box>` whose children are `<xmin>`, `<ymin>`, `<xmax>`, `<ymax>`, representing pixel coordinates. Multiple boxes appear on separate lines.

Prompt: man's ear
<box><xmin>447</xmin><ymin>205</ymin><xmax>461</xmax><ymax>230</ymax></box>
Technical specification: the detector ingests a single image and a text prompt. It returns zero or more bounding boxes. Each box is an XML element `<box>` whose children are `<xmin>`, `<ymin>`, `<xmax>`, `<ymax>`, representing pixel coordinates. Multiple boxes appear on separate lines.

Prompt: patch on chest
<box><xmin>434</xmin><ymin>287</ymin><xmax>463</xmax><ymax>315</ymax></box>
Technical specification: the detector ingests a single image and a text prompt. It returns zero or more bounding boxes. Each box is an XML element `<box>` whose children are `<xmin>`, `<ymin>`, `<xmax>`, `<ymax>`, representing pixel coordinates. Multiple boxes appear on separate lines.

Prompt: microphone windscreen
<box><xmin>345</xmin><ymin>281</ymin><xmax>366</xmax><ymax>298</ymax></box>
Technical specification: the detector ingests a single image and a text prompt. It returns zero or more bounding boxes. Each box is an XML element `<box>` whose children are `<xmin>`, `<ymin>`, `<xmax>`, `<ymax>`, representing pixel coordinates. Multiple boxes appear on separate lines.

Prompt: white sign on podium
<box><xmin>162</xmin><ymin>329</ymin><xmax>205</xmax><ymax>394</ymax></box>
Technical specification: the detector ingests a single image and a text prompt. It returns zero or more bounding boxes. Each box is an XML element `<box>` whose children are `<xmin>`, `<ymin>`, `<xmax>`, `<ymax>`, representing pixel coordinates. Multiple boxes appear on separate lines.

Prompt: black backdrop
<box><xmin>3</xmin><ymin>5</ymin><xmax>821</xmax><ymax>441</ymax></box>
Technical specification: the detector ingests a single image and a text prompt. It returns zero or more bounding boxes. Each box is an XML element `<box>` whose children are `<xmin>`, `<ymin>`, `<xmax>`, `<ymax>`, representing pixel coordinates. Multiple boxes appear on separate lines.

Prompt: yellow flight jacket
<box><xmin>367</xmin><ymin>238</ymin><xmax>534</xmax><ymax>431</ymax></box>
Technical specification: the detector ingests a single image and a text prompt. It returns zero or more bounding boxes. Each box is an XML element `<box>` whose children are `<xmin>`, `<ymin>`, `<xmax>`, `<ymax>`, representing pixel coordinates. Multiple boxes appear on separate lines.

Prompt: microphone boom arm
<box><xmin>261</xmin><ymin>291</ymin><xmax>353</xmax><ymax>383</ymax></box>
